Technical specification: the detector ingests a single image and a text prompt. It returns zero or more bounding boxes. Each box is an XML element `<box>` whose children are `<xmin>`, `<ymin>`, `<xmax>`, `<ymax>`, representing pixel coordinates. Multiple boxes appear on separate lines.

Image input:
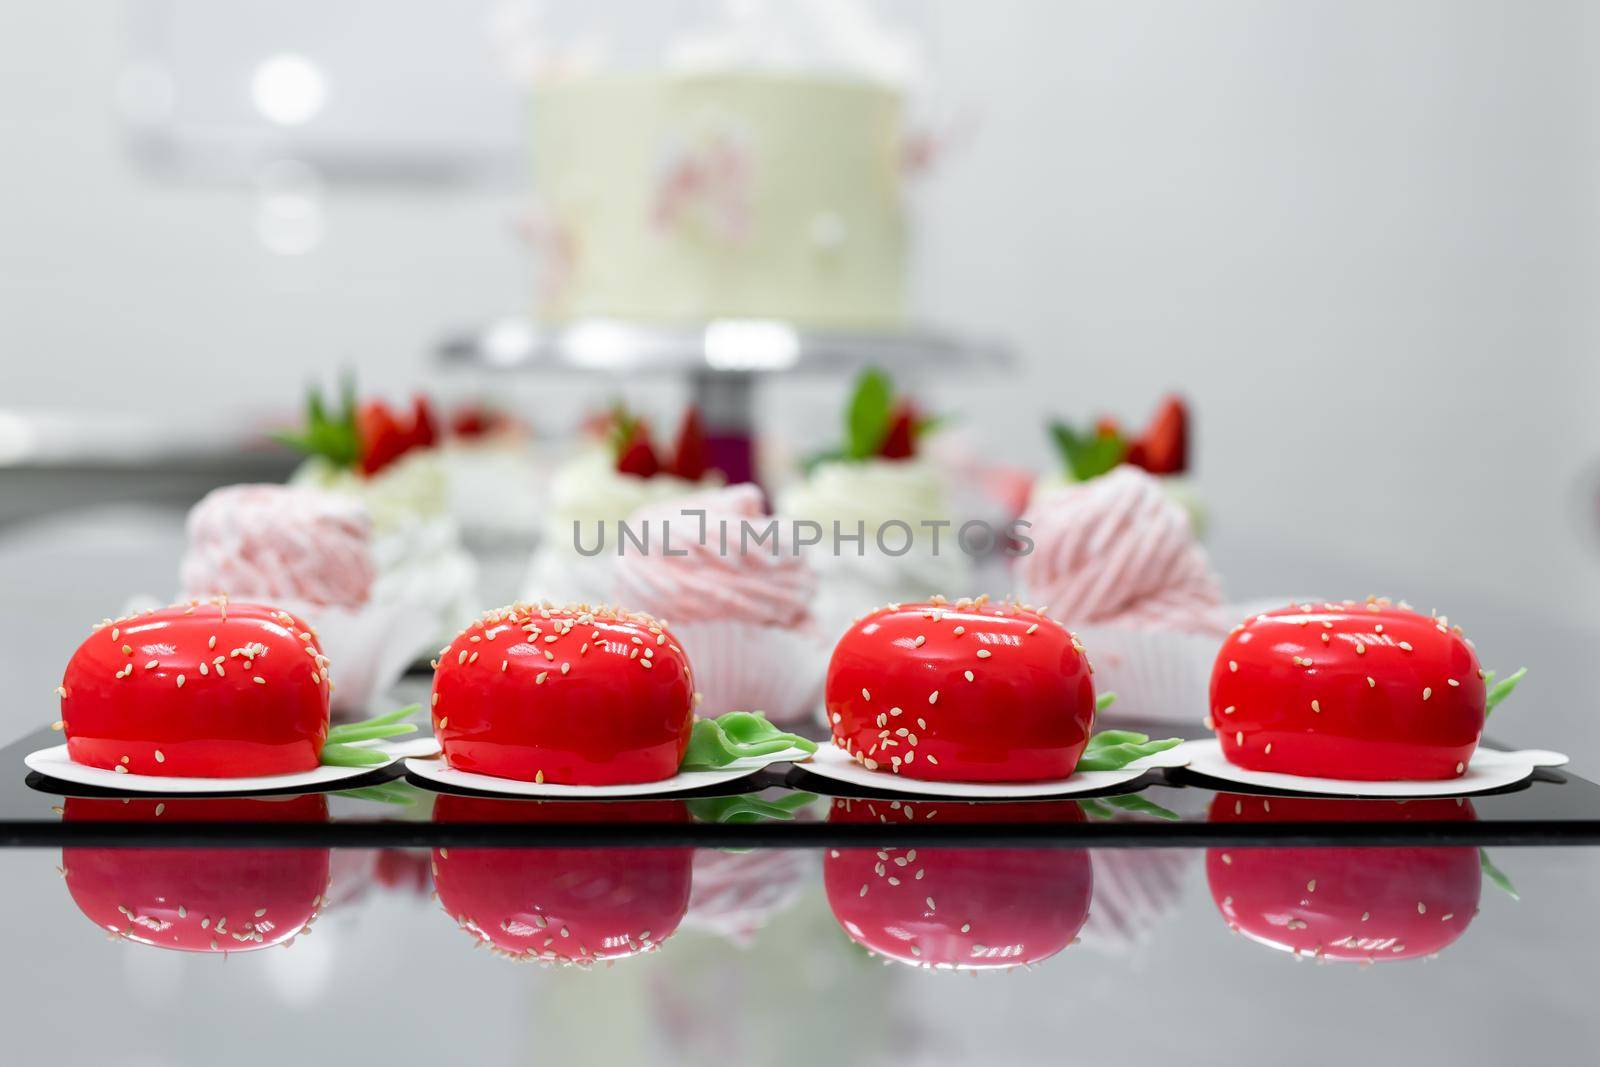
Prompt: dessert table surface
<box><xmin>3</xmin><ymin>506</ymin><xmax>1599</xmax><ymax>1065</ymax></box>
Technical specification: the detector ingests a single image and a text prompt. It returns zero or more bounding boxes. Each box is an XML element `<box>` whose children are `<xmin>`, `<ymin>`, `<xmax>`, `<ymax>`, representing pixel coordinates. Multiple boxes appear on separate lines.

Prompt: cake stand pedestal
<box><xmin>436</xmin><ymin>317</ymin><xmax>1013</xmax><ymax>482</ymax></box>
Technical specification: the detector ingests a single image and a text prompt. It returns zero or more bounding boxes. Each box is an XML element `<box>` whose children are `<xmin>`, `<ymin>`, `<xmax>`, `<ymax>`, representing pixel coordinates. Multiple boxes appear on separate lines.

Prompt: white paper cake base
<box><xmin>403</xmin><ymin>746</ymin><xmax>813</xmax><ymax>799</ymax></box>
<box><xmin>23</xmin><ymin>737</ymin><xmax>438</xmax><ymax>795</ymax></box>
<box><xmin>796</xmin><ymin>742</ymin><xmax>1191</xmax><ymax>799</ymax></box>
<box><xmin>1176</xmin><ymin>738</ymin><xmax>1569</xmax><ymax>797</ymax></box>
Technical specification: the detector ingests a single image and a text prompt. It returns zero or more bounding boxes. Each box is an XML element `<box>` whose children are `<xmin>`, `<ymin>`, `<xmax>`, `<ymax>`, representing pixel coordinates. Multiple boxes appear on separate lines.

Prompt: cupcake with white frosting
<box><xmin>179</xmin><ymin>484</ymin><xmax>447</xmax><ymax>712</ymax></box>
<box><xmin>1016</xmin><ymin>465</ymin><xmax>1226</xmax><ymax>722</ymax></box>
<box><xmin>614</xmin><ymin>484</ymin><xmax>826</xmax><ymax>724</ymax></box>
<box><xmin>523</xmin><ymin>406</ymin><xmax>717</xmax><ymax>605</ymax></box>
<box><xmin>775</xmin><ymin>370</ymin><xmax>970</xmax><ymax>641</ymax></box>
<box><xmin>277</xmin><ymin>385</ymin><xmax>479</xmax><ymax>645</ymax></box>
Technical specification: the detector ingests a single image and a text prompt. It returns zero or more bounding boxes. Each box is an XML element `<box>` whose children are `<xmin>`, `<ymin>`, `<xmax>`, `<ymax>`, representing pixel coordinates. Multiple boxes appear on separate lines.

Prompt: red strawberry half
<box><xmin>62</xmin><ymin>795</ymin><xmax>331</xmax><ymax>953</ymax></box>
<box><xmin>823</xmin><ymin>797</ymin><xmax>1093</xmax><ymax>970</ymax></box>
<box><xmin>431</xmin><ymin>603</ymin><xmax>697</xmax><ymax>785</ymax></box>
<box><xmin>825</xmin><ymin>597</ymin><xmax>1097</xmax><ymax>782</ymax></box>
<box><xmin>1209</xmin><ymin>598</ymin><xmax>1502</xmax><ymax>780</ymax></box>
<box><xmin>431</xmin><ymin>793</ymin><xmax>693</xmax><ymax>965</ymax></box>
<box><xmin>60</xmin><ymin>599</ymin><xmax>332</xmax><ymax>778</ymax></box>
<box><xmin>1124</xmin><ymin>395</ymin><xmax>1189</xmax><ymax>475</ymax></box>
<box><xmin>1206</xmin><ymin>793</ymin><xmax>1480</xmax><ymax>961</ymax></box>
<box><xmin>668</xmin><ymin>407</ymin><xmax>711</xmax><ymax>480</ymax></box>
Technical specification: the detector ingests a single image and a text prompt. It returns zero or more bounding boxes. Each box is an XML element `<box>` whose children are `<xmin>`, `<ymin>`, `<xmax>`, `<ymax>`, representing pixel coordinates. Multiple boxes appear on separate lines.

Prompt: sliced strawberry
<box><xmin>1207</xmin><ymin>793</ymin><xmax>1481</xmax><ymax>962</ymax></box>
<box><xmin>1125</xmin><ymin>395</ymin><xmax>1188</xmax><ymax>475</ymax></box>
<box><xmin>409</xmin><ymin>394</ymin><xmax>439</xmax><ymax>449</ymax></box>
<box><xmin>825</xmin><ymin>598</ymin><xmax>1097</xmax><ymax>782</ymax></box>
<box><xmin>60</xmin><ymin>600</ymin><xmax>332</xmax><ymax>778</ymax></box>
<box><xmin>877</xmin><ymin>401</ymin><xmax>917</xmax><ymax>460</ymax></box>
<box><xmin>431</xmin><ymin>604</ymin><xmax>696</xmax><ymax>785</ymax></box>
<box><xmin>1209</xmin><ymin>599</ymin><xmax>1487</xmax><ymax>780</ymax></box>
<box><xmin>615</xmin><ymin>426</ymin><xmax>661</xmax><ymax>478</ymax></box>
<box><xmin>668</xmin><ymin>407</ymin><xmax>711</xmax><ymax>480</ymax></box>
<box><xmin>355</xmin><ymin>400</ymin><xmax>411</xmax><ymax>476</ymax></box>
<box><xmin>824</xmin><ymin>798</ymin><xmax>1092</xmax><ymax>970</ymax></box>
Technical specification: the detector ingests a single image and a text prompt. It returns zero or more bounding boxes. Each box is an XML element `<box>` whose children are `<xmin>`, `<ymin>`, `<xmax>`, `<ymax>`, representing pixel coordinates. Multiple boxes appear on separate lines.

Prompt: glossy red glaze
<box><xmin>1209</xmin><ymin>600</ymin><xmax>1485</xmax><ymax>780</ymax></box>
<box><xmin>825</xmin><ymin>600</ymin><xmax>1097</xmax><ymax>782</ymax></box>
<box><xmin>824</xmin><ymin>797</ymin><xmax>1092</xmax><ymax>969</ymax></box>
<box><xmin>1206</xmin><ymin>793</ymin><xmax>1480</xmax><ymax>962</ymax></box>
<box><xmin>431</xmin><ymin>605</ymin><xmax>696</xmax><ymax>785</ymax></box>
<box><xmin>432</xmin><ymin>794</ymin><xmax>693</xmax><ymax>963</ymax></box>
<box><xmin>60</xmin><ymin>600</ymin><xmax>330</xmax><ymax>778</ymax></box>
<box><xmin>62</xmin><ymin>795</ymin><xmax>330</xmax><ymax>953</ymax></box>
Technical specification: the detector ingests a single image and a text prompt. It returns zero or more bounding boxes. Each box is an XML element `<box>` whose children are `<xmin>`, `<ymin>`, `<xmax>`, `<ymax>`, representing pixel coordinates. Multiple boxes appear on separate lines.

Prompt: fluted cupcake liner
<box><xmin>272</xmin><ymin>595</ymin><xmax>442</xmax><ymax>716</ymax></box>
<box><xmin>669</xmin><ymin>619</ymin><xmax>829</xmax><ymax>727</ymax></box>
<box><xmin>1074</xmin><ymin>623</ymin><xmax>1225</xmax><ymax>726</ymax></box>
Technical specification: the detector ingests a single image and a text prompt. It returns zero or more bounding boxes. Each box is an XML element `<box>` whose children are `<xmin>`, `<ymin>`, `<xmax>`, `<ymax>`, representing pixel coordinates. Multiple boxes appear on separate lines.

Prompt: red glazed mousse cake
<box><xmin>1209</xmin><ymin>598</ymin><xmax>1493</xmax><ymax>780</ymax></box>
<box><xmin>824</xmin><ymin>596</ymin><xmax>1098</xmax><ymax>782</ymax></box>
<box><xmin>431</xmin><ymin>602</ymin><xmax>698</xmax><ymax>785</ymax></box>
<box><xmin>58</xmin><ymin>597</ymin><xmax>332</xmax><ymax>778</ymax></box>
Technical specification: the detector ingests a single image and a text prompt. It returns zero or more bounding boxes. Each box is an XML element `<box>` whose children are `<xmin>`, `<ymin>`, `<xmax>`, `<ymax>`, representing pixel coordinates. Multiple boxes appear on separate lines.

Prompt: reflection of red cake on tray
<box><xmin>1207</xmin><ymin>794</ymin><xmax>1490</xmax><ymax>962</ymax></box>
<box><xmin>823</xmin><ymin>798</ymin><xmax>1093</xmax><ymax>971</ymax></box>
<box><xmin>431</xmin><ymin>794</ymin><xmax>694</xmax><ymax>965</ymax></box>
<box><xmin>61</xmin><ymin>796</ymin><xmax>331</xmax><ymax>953</ymax></box>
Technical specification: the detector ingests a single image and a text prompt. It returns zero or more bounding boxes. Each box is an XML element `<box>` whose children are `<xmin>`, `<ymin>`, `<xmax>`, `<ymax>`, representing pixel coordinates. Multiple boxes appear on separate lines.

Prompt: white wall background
<box><xmin>2</xmin><ymin>0</ymin><xmax>1597</xmax><ymax>629</ymax></box>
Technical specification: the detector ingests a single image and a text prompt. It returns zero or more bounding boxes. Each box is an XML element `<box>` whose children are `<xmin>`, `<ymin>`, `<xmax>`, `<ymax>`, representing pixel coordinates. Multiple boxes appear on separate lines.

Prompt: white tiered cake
<box><xmin>531</xmin><ymin>71</ymin><xmax>907</xmax><ymax>328</ymax></box>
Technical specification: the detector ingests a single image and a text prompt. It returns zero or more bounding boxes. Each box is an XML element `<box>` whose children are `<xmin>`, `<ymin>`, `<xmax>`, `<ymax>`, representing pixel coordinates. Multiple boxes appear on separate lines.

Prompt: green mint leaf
<box><xmin>845</xmin><ymin>368</ymin><xmax>894</xmax><ymax>459</ymax></box>
<box><xmin>1484</xmin><ymin>667</ymin><xmax>1527</xmax><ymax>718</ymax></box>
<box><xmin>1048</xmin><ymin>419</ymin><xmax>1126</xmax><ymax>481</ymax></box>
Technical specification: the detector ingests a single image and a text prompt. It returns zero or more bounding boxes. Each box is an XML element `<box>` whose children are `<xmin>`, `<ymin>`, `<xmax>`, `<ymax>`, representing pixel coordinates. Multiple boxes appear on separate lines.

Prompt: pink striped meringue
<box><xmin>1016</xmin><ymin>466</ymin><xmax>1223</xmax><ymax>633</ymax></box>
<box><xmin>180</xmin><ymin>484</ymin><xmax>376</xmax><ymax>609</ymax></box>
<box><xmin>613</xmin><ymin>484</ymin><xmax>817</xmax><ymax>628</ymax></box>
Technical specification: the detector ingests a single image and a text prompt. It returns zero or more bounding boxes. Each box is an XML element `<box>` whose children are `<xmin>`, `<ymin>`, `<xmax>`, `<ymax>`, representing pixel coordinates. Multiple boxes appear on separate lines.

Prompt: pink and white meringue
<box><xmin>613</xmin><ymin>483</ymin><xmax>826</xmax><ymax>724</ymax></box>
<box><xmin>614</xmin><ymin>484</ymin><xmax>817</xmax><ymax>628</ymax></box>
<box><xmin>180</xmin><ymin>485</ymin><xmax>375</xmax><ymax>608</ymax></box>
<box><xmin>1016</xmin><ymin>466</ymin><xmax>1222</xmax><ymax>633</ymax></box>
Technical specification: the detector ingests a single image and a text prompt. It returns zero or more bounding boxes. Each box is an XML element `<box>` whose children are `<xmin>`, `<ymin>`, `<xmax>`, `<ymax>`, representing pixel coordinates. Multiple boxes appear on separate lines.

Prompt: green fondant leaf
<box><xmin>680</xmin><ymin>712</ymin><xmax>818</xmax><ymax>772</ymax></box>
<box><xmin>1483</xmin><ymin>667</ymin><xmax>1527</xmax><ymax>718</ymax></box>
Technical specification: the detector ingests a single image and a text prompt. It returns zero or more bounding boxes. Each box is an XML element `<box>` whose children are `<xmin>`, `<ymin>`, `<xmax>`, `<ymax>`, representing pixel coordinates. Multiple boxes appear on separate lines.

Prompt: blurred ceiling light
<box><xmin>704</xmin><ymin>319</ymin><xmax>800</xmax><ymax>371</ymax></box>
<box><xmin>250</xmin><ymin>53</ymin><xmax>327</xmax><ymax>126</ymax></box>
<box><xmin>482</xmin><ymin>318</ymin><xmax>536</xmax><ymax>366</ymax></box>
<box><xmin>565</xmin><ymin>320</ymin><xmax>639</xmax><ymax>370</ymax></box>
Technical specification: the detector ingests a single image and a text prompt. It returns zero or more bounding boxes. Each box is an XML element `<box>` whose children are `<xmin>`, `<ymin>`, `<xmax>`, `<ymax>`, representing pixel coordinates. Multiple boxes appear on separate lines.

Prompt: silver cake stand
<box><xmin>436</xmin><ymin>317</ymin><xmax>1013</xmax><ymax>480</ymax></box>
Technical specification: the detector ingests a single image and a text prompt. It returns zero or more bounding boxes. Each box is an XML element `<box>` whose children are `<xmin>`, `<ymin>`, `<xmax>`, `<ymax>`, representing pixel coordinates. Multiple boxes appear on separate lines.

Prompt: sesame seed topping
<box><xmin>253</xmin><ymin>676</ymin><xmax>266</xmax><ymax>685</ymax></box>
<box><xmin>1311</xmin><ymin>699</ymin><xmax>1321</xmax><ymax>713</ymax></box>
<box><xmin>1228</xmin><ymin>660</ymin><xmax>1238</xmax><ymax>672</ymax></box>
<box><xmin>862</xmin><ymin>688</ymin><xmax>871</xmax><ymax>701</ymax></box>
<box><xmin>1422</xmin><ymin>687</ymin><xmax>1432</xmax><ymax>701</ymax></box>
<box><xmin>1399</xmin><ymin>641</ymin><xmax>1413</xmax><ymax>652</ymax></box>
<box><xmin>964</xmin><ymin>670</ymin><xmax>974</xmax><ymax>681</ymax></box>
<box><xmin>175</xmin><ymin>674</ymin><xmax>185</xmax><ymax>688</ymax></box>
<box><xmin>976</xmin><ymin>649</ymin><xmax>992</xmax><ymax>659</ymax></box>
<box><xmin>154</xmin><ymin>750</ymin><xmax>164</xmax><ymax>763</ymax></box>
<box><xmin>928</xmin><ymin>691</ymin><xmax>939</xmax><ymax>705</ymax></box>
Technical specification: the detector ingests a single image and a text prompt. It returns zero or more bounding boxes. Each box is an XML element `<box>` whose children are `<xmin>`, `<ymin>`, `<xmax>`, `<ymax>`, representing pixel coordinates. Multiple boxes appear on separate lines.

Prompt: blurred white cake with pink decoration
<box><xmin>509</xmin><ymin>0</ymin><xmax>926</xmax><ymax>327</ymax></box>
